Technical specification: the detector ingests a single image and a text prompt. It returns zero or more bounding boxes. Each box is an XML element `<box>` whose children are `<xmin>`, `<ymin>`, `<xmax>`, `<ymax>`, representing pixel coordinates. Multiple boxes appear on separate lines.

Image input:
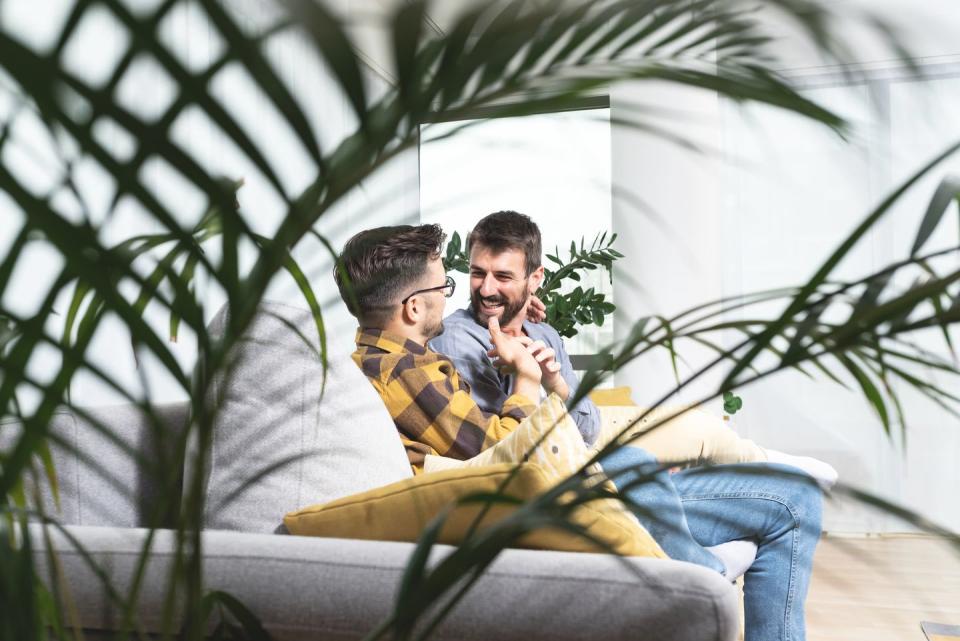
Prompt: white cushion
<box><xmin>199</xmin><ymin>301</ymin><xmax>412</xmax><ymax>533</ymax></box>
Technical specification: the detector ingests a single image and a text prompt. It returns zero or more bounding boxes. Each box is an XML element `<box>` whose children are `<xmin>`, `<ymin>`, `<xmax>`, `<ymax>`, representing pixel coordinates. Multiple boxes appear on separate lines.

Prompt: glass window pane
<box><xmin>419</xmin><ymin>108</ymin><xmax>613</xmax><ymax>354</ymax></box>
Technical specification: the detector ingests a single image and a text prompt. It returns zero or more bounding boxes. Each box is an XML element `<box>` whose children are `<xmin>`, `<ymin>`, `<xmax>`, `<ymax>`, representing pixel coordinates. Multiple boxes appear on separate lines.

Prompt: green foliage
<box><xmin>0</xmin><ymin>0</ymin><xmax>957</xmax><ymax>640</ymax></box>
<box><xmin>444</xmin><ymin>231</ymin><xmax>622</xmax><ymax>337</ymax></box>
<box><xmin>442</xmin><ymin>231</ymin><xmax>470</xmax><ymax>275</ymax></box>
<box><xmin>196</xmin><ymin>590</ymin><xmax>273</xmax><ymax>641</ymax></box>
<box><xmin>540</xmin><ymin>234</ymin><xmax>622</xmax><ymax>338</ymax></box>
<box><xmin>723</xmin><ymin>391</ymin><xmax>743</xmax><ymax>415</ymax></box>
<box><xmin>0</xmin><ymin>519</ymin><xmax>43</xmax><ymax>641</ymax></box>
<box><xmin>0</xmin><ymin>315</ymin><xmax>21</xmax><ymax>417</ymax></box>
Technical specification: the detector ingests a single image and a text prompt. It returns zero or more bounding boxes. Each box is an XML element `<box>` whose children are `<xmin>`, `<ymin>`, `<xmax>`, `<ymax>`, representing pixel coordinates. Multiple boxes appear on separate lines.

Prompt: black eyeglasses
<box><xmin>401</xmin><ymin>275</ymin><xmax>456</xmax><ymax>305</ymax></box>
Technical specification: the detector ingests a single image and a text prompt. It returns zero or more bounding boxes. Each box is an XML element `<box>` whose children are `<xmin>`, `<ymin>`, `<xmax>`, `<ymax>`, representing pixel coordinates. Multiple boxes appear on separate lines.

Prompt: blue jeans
<box><xmin>601</xmin><ymin>447</ymin><xmax>823</xmax><ymax>641</ymax></box>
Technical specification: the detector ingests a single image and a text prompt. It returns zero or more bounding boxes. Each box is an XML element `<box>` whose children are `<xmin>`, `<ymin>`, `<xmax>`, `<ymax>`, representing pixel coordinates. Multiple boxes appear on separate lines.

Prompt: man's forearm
<box><xmin>544</xmin><ymin>376</ymin><xmax>570</xmax><ymax>401</ymax></box>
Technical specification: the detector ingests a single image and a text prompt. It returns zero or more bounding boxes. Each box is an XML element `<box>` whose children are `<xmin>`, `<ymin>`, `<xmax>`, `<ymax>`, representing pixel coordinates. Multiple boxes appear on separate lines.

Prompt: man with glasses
<box><xmin>335</xmin><ymin>223</ymin><xmax>544</xmax><ymax>472</ymax></box>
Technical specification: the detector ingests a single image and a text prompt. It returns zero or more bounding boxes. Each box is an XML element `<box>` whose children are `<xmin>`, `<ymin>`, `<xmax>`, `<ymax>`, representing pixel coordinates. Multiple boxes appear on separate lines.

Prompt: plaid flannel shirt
<box><xmin>353</xmin><ymin>328</ymin><xmax>536</xmax><ymax>470</ymax></box>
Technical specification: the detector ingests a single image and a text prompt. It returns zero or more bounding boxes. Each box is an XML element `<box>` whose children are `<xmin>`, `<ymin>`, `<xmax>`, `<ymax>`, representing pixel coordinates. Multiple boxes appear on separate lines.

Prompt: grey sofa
<box><xmin>8</xmin><ymin>302</ymin><xmax>740</xmax><ymax>640</ymax></box>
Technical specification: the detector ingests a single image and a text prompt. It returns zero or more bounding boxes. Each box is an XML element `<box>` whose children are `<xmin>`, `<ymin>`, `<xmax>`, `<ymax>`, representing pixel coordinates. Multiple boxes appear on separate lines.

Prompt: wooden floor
<box><xmin>807</xmin><ymin>534</ymin><xmax>960</xmax><ymax>641</ymax></box>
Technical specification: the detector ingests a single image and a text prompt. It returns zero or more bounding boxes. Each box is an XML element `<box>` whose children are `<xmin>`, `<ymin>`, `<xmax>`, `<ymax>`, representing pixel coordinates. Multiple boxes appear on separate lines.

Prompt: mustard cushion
<box><xmin>589</xmin><ymin>386</ymin><xmax>637</xmax><ymax>407</ymax></box>
<box><xmin>284</xmin><ymin>462</ymin><xmax>666</xmax><ymax>558</ymax></box>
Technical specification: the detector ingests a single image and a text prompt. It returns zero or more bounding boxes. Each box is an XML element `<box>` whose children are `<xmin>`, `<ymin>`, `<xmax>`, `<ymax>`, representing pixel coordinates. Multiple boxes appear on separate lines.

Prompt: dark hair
<box><xmin>467</xmin><ymin>210</ymin><xmax>541</xmax><ymax>276</ymax></box>
<box><xmin>335</xmin><ymin>224</ymin><xmax>446</xmax><ymax>326</ymax></box>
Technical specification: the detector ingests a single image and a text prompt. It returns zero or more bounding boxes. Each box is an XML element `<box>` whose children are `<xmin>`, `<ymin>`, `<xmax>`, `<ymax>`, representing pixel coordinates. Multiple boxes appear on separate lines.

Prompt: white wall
<box><xmin>610</xmin><ymin>82</ymin><xmax>725</xmax><ymax>406</ymax></box>
<box><xmin>608</xmin><ymin>1</ymin><xmax>960</xmax><ymax>533</ymax></box>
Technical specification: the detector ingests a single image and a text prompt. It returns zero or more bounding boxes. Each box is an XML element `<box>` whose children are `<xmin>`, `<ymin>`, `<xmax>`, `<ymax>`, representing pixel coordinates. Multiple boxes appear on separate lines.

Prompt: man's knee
<box><xmin>765</xmin><ymin>463</ymin><xmax>824</xmax><ymax>529</ymax></box>
<box><xmin>601</xmin><ymin>446</ymin><xmax>658</xmax><ymax>473</ymax></box>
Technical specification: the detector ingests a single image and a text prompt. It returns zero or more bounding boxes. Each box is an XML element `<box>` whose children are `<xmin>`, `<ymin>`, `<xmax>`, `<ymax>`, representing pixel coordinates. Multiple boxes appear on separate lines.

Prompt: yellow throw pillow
<box><xmin>588</xmin><ymin>386</ymin><xmax>637</xmax><ymax>407</ymax></box>
<box><xmin>284</xmin><ymin>462</ymin><xmax>666</xmax><ymax>558</ymax></box>
<box><xmin>421</xmin><ymin>394</ymin><xmax>664</xmax><ymax>556</ymax></box>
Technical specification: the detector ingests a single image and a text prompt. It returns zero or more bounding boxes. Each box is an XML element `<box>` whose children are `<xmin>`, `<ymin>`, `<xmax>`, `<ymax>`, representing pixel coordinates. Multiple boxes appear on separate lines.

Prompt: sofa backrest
<box><xmin>1</xmin><ymin>301</ymin><xmax>413</xmax><ymax>533</ymax></box>
<box><xmin>0</xmin><ymin>402</ymin><xmax>189</xmax><ymax>528</ymax></box>
<box><xmin>196</xmin><ymin>301</ymin><xmax>413</xmax><ymax>533</ymax></box>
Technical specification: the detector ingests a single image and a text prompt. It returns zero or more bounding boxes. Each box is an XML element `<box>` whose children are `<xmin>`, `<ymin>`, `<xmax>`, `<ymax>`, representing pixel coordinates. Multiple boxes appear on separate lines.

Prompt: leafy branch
<box><xmin>540</xmin><ymin>233</ymin><xmax>622</xmax><ymax>338</ymax></box>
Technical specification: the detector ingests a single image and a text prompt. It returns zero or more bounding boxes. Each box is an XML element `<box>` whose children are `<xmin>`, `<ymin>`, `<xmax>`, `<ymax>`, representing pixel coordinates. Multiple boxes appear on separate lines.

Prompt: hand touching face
<box><xmin>486</xmin><ymin>317</ymin><xmax>541</xmax><ymax>382</ymax></box>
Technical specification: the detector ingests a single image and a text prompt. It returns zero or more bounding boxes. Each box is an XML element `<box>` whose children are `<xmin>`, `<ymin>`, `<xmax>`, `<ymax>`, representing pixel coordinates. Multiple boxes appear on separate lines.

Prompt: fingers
<box><xmin>545</xmin><ymin>361</ymin><xmax>561</xmax><ymax>373</ymax></box>
<box><xmin>525</xmin><ymin>296</ymin><xmax>547</xmax><ymax>323</ymax></box>
<box><xmin>532</xmin><ymin>346</ymin><xmax>555</xmax><ymax>364</ymax></box>
<box><xmin>488</xmin><ymin>315</ymin><xmax>501</xmax><ymax>338</ymax></box>
<box><xmin>525</xmin><ymin>340</ymin><xmax>554</xmax><ymax>367</ymax></box>
<box><xmin>516</xmin><ymin>335</ymin><xmax>533</xmax><ymax>346</ymax></box>
<box><xmin>526</xmin><ymin>339</ymin><xmax>547</xmax><ymax>354</ymax></box>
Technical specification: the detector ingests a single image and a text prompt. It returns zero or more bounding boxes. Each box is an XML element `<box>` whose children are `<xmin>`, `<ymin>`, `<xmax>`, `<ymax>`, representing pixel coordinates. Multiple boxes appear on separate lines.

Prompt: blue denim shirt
<box><xmin>428</xmin><ymin>308</ymin><xmax>601</xmax><ymax>446</ymax></box>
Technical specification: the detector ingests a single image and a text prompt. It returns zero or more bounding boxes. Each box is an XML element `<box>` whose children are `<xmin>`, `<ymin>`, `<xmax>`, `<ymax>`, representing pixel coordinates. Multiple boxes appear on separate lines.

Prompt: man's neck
<box><xmin>379</xmin><ymin>321</ymin><xmax>426</xmax><ymax>347</ymax></box>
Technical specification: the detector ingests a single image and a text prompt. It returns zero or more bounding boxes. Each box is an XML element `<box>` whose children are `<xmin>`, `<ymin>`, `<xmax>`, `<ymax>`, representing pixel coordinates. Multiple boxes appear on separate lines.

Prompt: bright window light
<box><xmin>419</xmin><ymin>107</ymin><xmax>613</xmax><ymax>355</ymax></box>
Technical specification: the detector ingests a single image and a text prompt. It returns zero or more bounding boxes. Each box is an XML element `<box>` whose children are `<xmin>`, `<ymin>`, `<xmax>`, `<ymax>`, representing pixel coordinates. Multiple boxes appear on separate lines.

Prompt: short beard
<box><xmin>425</xmin><ymin>319</ymin><xmax>444</xmax><ymax>340</ymax></box>
<box><xmin>423</xmin><ymin>305</ymin><xmax>445</xmax><ymax>339</ymax></box>
<box><xmin>470</xmin><ymin>288</ymin><xmax>528</xmax><ymax>328</ymax></box>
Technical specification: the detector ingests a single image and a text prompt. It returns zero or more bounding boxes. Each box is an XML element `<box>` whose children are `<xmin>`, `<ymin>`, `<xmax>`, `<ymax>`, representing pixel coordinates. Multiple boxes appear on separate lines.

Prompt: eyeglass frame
<box><xmin>400</xmin><ymin>275</ymin><xmax>456</xmax><ymax>305</ymax></box>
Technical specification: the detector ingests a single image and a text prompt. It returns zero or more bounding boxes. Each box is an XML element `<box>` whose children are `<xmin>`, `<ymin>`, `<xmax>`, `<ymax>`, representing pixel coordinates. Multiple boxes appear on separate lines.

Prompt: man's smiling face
<box><xmin>468</xmin><ymin>244</ymin><xmax>534</xmax><ymax>329</ymax></box>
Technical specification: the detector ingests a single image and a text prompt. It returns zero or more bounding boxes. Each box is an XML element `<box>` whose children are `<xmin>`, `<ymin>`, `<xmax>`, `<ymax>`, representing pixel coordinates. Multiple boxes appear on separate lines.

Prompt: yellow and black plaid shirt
<box><xmin>353</xmin><ymin>328</ymin><xmax>536</xmax><ymax>471</ymax></box>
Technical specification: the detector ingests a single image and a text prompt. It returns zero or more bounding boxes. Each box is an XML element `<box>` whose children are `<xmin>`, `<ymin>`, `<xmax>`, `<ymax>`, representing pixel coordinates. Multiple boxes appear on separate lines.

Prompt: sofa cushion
<box><xmin>423</xmin><ymin>394</ymin><xmax>663</xmax><ymax>549</ymax></box>
<box><xmin>30</xmin><ymin>524</ymin><xmax>740</xmax><ymax>641</ymax></box>
<box><xmin>591</xmin><ymin>405</ymin><xmax>767</xmax><ymax>465</ymax></box>
<box><xmin>588</xmin><ymin>386</ymin><xmax>637</xmax><ymax>407</ymax></box>
<box><xmin>284</xmin><ymin>462</ymin><xmax>666</xmax><ymax>557</ymax></box>
<box><xmin>200</xmin><ymin>301</ymin><xmax>412</xmax><ymax>533</ymax></box>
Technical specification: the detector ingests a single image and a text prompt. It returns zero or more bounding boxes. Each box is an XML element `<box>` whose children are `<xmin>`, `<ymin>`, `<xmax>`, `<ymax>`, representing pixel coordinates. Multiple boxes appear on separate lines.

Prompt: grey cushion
<box><xmin>31</xmin><ymin>524</ymin><xmax>740</xmax><ymax>641</ymax></box>
<box><xmin>0</xmin><ymin>403</ymin><xmax>189</xmax><ymax>528</ymax></box>
<box><xmin>200</xmin><ymin>301</ymin><xmax>412</xmax><ymax>533</ymax></box>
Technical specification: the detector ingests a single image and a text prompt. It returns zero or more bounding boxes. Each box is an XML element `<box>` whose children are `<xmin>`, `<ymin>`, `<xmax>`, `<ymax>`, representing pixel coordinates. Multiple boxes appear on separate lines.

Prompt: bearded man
<box><xmin>428</xmin><ymin>211</ymin><xmax>601</xmax><ymax>446</ymax></box>
<box><xmin>427</xmin><ymin>211</ymin><xmax>827</xmax><ymax>641</ymax></box>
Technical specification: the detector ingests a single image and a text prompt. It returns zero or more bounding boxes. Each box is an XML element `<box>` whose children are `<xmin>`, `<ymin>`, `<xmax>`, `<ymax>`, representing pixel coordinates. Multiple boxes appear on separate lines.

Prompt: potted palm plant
<box><xmin>1</xmin><ymin>1</ymin><xmax>958</xmax><ymax>639</ymax></box>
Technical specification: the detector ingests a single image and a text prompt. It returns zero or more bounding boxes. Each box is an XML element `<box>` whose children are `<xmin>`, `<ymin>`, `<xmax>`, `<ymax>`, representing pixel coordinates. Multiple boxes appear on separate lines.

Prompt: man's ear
<box><xmin>528</xmin><ymin>265</ymin><xmax>545</xmax><ymax>293</ymax></box>
<box><xmin>400</xmin><ymin>296</ymin><xmax>421</xmax><ymax>325</ymax></box>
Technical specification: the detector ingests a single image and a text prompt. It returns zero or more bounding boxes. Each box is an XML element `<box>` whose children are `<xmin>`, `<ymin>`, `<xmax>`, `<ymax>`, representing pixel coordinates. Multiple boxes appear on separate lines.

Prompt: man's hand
<box><xmin>518</xmin><ymin>336</ymin><xmax>570</xmax><ymax>400</ymax></box>
<box><xmin>525</xmin><ymin>295</ymin><xmax>547</xmax><ymax>323</ymax></box>
<box><xmin>487</xmin><ymin>317</ymin><xmax>541</xmax><ymax>402</ymax></box>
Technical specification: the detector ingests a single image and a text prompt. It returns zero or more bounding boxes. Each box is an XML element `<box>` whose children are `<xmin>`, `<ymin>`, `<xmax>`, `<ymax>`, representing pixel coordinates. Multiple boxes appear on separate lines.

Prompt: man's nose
<box><xmin>479</xmin><ymin>275</ymin><xmax>498</xmax><ymax>297</ymax></box>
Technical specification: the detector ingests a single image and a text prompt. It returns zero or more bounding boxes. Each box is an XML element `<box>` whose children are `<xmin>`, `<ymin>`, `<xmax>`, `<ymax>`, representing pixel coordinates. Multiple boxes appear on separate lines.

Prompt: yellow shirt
<box><xmin>353</xmin><ymin>328</ymin><xmax>536</xmax><ymax>471</ymax></box>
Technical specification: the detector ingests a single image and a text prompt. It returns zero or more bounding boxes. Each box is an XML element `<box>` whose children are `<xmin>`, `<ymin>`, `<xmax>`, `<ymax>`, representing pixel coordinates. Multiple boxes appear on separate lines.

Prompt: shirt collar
<box><xmin>355</xmin><ymin>327</ymin><xmax>428</xmax><ymax>355</ymax></box>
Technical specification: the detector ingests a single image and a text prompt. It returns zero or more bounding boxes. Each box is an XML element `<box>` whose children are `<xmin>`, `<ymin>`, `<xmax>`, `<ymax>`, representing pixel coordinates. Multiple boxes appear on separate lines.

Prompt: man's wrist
<box><xmin>513</xmin><ymin>375</ymin><xmax>541</xmax><ymax>403</ymax></box>
<box><xmin>545</xmin><ymin>376</ymin><xmax>570</xmax><ymax>400</ymax></box>
<box><xmin>517</xmin><ymin>366</ymin><xmax>542</xmax><ymax>385</ymax></box>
